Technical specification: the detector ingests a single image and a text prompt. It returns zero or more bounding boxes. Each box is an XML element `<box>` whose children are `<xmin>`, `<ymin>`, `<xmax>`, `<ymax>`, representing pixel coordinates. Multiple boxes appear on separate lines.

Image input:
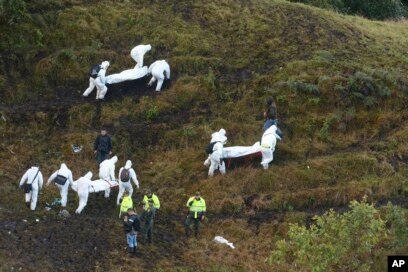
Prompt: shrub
<box><xmin>289</xmin><ymin>0</ymin><xmax>346</xmax><ymax>12</ymax></box>
<box><xmin>343</xmin><ymin>0</ymin><xmax>406</xmax><ymax>20</ymax></box>
<box><xmin>347</xmin><ymin>71</ymin><xmax>391</xmax><ymax>108</ymax></box>
<box><xmin>289</xmin><ymin>0</ymin><xmax>407</xmax><ymax>19</ymax></box>
<box><xmin>267</xmin><ymin>199</ymin><xmax>386</xmax><ymax>272</ymax></box>
<box><xmin>319</xmin><ymin>114</ymin><xmax>340</xmax><ymax>141</ymax></box>
<box><xmin>280</xmin><ymin>80</ymin><xmax>320</xmax><ymax>96</ymax></box>
<box><xmin>0</xmin><ymin>0</ymin><xmax>26</xmax><ymax>25</ymax></box>
<box><xmin>384</xmin><ymin>203</ymin><xmax>408</xmax><ymax>248</ymax></box>
<box><xmin>138</xmin><ymin>96</ymin><xmax>160</xmax><ymax>123</ymax></box>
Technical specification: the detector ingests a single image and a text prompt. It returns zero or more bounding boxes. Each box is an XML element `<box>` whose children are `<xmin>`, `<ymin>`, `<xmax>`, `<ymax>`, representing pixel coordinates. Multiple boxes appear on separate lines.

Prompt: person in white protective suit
<box><xmin>206</xmin><ymin>129</ymin><xmax>227</xmax><ymax>177</ymax></box>
<box><xmin>82</xmin><ymin>61</ymin><xmax>110</xmax><ymax>99</ymax></box>
<box><xmin>204</xmin><ymin>128</ymin><xmax>227</xmax><ymax>166</ymax></box>
<box><xmin>117</xmin><ymin>160</ymin><xmax>140</xmax><ymax>205</ymax></box>
<box><xmin>73</xmin><ymin>172</ymin><xmax>93</xmax><ymax>214</ymax></box>
<box><xmin>260</xmin><ymin>125</ymin><xmax>281</xmax><ymax>170</ymax></box>
<box><xmin>46</xmin><ymin>163</ymin><xmax>74</xmax><ymax>210</ymax></box>
<box><xmin>130</xmin><ymin>44</ymin><xmax>152</xmax><ymax>68</ymax></box>
<box><xmin>147</xmin><ymin>60</ymin><xmax>170</xmax><ymax>91</ymax></box>
<box><xmin>19</xmin><ymin>165</ymin><xmax>44</xmax><ymax>211</ymax></box>
<box><xmin>99</xmin><ymin>155</ymin><xmax>118</xmax><ymax>198</ymax></box>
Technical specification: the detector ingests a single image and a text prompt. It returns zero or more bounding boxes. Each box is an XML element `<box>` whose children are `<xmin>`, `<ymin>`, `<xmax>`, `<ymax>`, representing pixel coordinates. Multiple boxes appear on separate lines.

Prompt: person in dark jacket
<box><xmin>123</xmin><ymin>208</ymin><xmax>141</xmax><ymax>254</ymax></box>
<box><xmin>263</xmin><ymin>97</ymin><xmax>278</xmax><ymax>130</ymax></box>
<box><xmin>94</xmin><ymin>128</ymin><xmax>112</xmax><ymax>164</ymax></box>
<box><xmin>263</xmin><ymin>96</ymin><xmax>283</xmax><ymax>138</ymax></box>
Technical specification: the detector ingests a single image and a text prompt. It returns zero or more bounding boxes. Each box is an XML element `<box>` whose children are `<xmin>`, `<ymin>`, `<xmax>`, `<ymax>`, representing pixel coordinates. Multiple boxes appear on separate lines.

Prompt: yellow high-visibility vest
<box><xmin>119</xmin><ymin>196</ymin><xmax>133</xmax><ymax>217</ymax></box>
<box><xmin>186</xmin><ymin>197</ymin><xmax>206</xmax><ymax>218</ymax></box>
<box><xmin>143</xmin><ymin>194</ymin><xmax>160</xmax><ymax>209</ymax></box>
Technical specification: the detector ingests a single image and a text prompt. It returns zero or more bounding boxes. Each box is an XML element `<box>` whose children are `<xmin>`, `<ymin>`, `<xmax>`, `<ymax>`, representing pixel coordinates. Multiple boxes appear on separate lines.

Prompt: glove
<box><xmin>188</xmin><ymin>201</ymin><xmax>193</xmax><ymax>206</ymax></box>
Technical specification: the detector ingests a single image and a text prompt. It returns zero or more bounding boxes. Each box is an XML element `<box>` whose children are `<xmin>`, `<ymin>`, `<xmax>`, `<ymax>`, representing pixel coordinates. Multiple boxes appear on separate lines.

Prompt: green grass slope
<box><xmin>1</xmin><ymin>0</ymin><xmax>408</xmax><ymax>271</ymax></box>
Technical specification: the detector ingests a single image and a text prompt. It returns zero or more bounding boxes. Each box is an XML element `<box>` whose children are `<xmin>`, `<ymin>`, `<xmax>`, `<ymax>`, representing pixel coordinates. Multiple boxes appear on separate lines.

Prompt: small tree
<box><xmin>267</xmin><ymin>200</ymin><xmax>386</xmax><ymax>272</ymax></box>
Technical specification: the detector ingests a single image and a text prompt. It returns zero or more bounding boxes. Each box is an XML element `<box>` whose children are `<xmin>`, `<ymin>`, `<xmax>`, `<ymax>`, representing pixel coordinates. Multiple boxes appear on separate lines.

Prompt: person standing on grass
<box><xmin>140</xmin><ymin>199</ymin><xmax>156</xmax><ymax>244</ymax></box>
<box><xmin>123</xmin><ymin>208</ymin><xmax>141</xmax><ymax>254</ymax></box>
<box><xmin>117</xmin><ymin>160</ymin><xmax>140</xmax><ymax>205</ymax></box>
<box><xmin>46</xmin><ymin>163</ymin><xmax>74</xmax><ymax>211</ymax></box>
<box><xmin>263</xmin><ymin>96</ymin><xmax>283</xmax><ymax>138</ymax></box>
<box><xmin>94</xmin><ymin>127</ymin><xmax>112</xmax><ymax>164</ymax></box>
<box><xmin>185</xmin><ymin>191</ymin><xmax>206</xmax><ymax>239</ymax></box>
<box><xmin>119</xmin><ymin>191</ymin><xmax>133</xmax><ymax>218</ymax></box>
<box><xmin>99</xmin><ymin>155</ymin><xmax>118</xmax><ymax>199</ymax></box>
<box><xmin>19</xmin><ymin>164</ymin><xmax>44</xmax><ymax>211</ymax></box>
<box><xmin>142</xmin><ymin>189</ymin><xmax>160</xmax><ymax>210</ymax></box>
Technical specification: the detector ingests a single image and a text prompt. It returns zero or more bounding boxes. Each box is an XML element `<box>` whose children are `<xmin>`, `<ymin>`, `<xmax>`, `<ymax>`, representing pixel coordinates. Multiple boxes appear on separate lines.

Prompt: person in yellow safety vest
<box><xmin>140</xmin><ymin>200</ymin><xmax>156</xmax><ymax>243</ymax></box>
<box><xmin>143</xmin><ymin>189</ymin><xmax>160</xmax><ymax>210</ymax></box>
<box><xmin>184</xmin><ymin>191</ymin><xmax>206</xmax><ymax>239</ymax></box>
<box><xmin>119</xmin><ymin>191</ymin><xmax>133</xmax><ymax>218</ymax></box>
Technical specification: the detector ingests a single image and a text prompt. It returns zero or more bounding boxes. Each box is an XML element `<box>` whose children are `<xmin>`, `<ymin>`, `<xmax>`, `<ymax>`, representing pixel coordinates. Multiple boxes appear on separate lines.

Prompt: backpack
<box><xmin>89</xmin><ymin>64</ymin><xmax>101</xmax><ymax>78</ymax></box>
<box><xmin>120</xmin><ymin>168</ymin><xmax>130</xmax><ymax>182</ymax></box>
<box><xmin>206</xmin><ymin>142</ymin><xmax>218</xmax><ymax>154</ymax></box>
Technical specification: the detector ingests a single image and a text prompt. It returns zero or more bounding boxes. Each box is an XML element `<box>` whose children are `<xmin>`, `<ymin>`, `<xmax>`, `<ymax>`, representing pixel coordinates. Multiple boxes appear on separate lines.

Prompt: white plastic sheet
<box><xmin>105</xmin><ymin>66</ymin><xmax>149</xmax><ymax>84</ymax></box>
<box><xmin>222</xmin><ymin>142</ymin><xmax>262</xmax><ymax>159</ymax></box>
<box><xmin>214</xmin><ymin>236</ymin><xmax>235</xmax><ymax>249</ymax></box>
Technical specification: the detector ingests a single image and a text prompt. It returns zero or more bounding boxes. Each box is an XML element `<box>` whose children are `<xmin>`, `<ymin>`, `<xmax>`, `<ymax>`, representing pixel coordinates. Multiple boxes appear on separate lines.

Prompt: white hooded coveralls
<box><xmin>148</xmin><ymin>60</ymin><xmax>170</xmax><ymax>91</ymax></box>
<box><xmin>73</xmin><ymin>172</ymin><xmax>93</xmax><ymax>214</ymax></box>
<box><xmin>260</xmin><ymin>125</ymin><xmax>281</xmax><ymax>169</ymax></box>
<box><xmin>19</xmin><ymin>166</ymin><xmax>43</xmax><ymax>210</ymax></box>
<box><xmin>116</xmin><ymin>160</ymin><xmax>139</xmax><ymax>205</ymax></box>
<box><xmin>207</xmin><ymin>129</ymin><xmax>227</xmax><ymax>176</ymax></box>
<box><xmin>130</xmin><ymin>44</ymin><xmax>151</xmax><ymax>68</ymax></box>
<box><xmin>99</xmin><ymin>155</ymin><xmax>118</xmax><ymax>198</ymax></box>
<box><xmin>83</xmin><ymin>61</ymin><xmax>110</xmax><ymax>99</ymax></box>
<box><xmin>46</xmin><ymin>163</ymin><xmax>74</xmax><ymax>208</ymax></box>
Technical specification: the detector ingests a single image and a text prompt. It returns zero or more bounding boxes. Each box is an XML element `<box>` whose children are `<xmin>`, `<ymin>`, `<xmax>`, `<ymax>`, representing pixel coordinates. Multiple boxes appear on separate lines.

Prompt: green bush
<box><xmin>267</xmin><ymin>200</ymin><xmax>386</xmax><ymax>272</ymax></box>
<box><xmin>289</xmin><ymin>0</ymin><xmax>346</xmax><ymax>12</ymax></box>
<box><xmin>289</xmin><ymin>0</ymin><xmax>407</xmax><ymax>19</ymax></box>
<box><xmin>0</xmin><ymin>0</ymin><xmax>26</xmax><ymax>25</ymax></box>
<box><xmin>344</xmin><ymin>0</ymin><xmax>406</xmax><ymax>20</ymax></box>
<box><xmin>347</xmin><ymin>71</ymin><xmax>391</xmax><ymax>107</ymax></box>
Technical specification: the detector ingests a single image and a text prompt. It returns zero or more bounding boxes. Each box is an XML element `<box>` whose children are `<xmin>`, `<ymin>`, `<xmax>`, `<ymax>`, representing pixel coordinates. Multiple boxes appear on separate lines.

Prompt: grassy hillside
<box><xmin>1</xmin><ymin>0</ymin><xmax>408</xmax><ymax>271</ymax></box>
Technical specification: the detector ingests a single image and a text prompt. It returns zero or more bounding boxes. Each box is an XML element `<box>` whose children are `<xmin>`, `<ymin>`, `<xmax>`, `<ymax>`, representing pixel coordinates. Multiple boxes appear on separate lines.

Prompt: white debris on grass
<box><xmin>214</xmin><ymin>236</ymin><xmax>235</xmax><ymax>249</ymax></box>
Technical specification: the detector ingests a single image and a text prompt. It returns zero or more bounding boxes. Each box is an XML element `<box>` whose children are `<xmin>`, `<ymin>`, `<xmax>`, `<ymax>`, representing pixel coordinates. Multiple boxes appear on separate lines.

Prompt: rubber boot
<box><xmin>26</xmin><ymin>202</ymin><xmax>30</xmax><ymax>209</ymax></box>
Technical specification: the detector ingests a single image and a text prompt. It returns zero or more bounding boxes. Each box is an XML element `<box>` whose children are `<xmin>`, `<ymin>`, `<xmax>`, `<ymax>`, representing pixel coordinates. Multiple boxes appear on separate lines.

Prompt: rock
<box><xmin>59</xmin><ymin>209</ymin><xmax>71</xmax><ymax>218</ymax></box>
